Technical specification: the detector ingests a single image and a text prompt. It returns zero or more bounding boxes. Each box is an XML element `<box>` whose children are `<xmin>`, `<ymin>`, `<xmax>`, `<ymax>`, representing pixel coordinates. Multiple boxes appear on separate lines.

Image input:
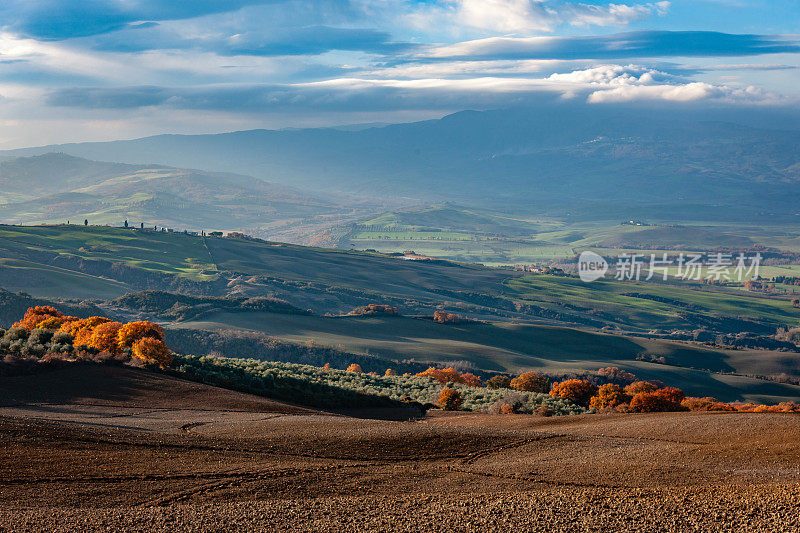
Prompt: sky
<box><xmin>0</xmin><ymin>0</ymin><xmax>799</xmax><ymax>148</ymax></box>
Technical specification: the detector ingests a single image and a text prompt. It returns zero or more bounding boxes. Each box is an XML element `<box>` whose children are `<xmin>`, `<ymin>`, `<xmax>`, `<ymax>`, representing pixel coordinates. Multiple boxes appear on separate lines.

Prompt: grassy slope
<box><xmin>180</xmin><ymin>312</ymin><xmax>800</xmax><ymax>403</ymax></box>
<box><xmin>505</xmin><ymin>275</ymin><xmax>799</xmax><ymax>331</ymax></box>
<box><xmin>0</xmin><ymin>225</ymin><xmax>217</xmax><ymax>280</ymax></box>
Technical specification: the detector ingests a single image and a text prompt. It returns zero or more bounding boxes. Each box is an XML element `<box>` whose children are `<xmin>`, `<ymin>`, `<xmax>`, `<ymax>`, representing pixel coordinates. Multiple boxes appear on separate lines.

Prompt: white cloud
<box><xmin>587</xmin><ymin>81</ymin><xmax>780</xmax><ymax>103</ymax></box>
<box><xmin>407</xmin><ymin>1</ymin><xmax>670</xmax><ymax>35</ymax></box>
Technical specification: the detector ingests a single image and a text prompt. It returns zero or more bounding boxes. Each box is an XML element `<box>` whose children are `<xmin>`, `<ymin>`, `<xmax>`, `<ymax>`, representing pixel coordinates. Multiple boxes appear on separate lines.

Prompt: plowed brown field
<box><xmin>2</xmin><ymin>366</ymin><xmax>799</xmax><ymax>531</ymax></box>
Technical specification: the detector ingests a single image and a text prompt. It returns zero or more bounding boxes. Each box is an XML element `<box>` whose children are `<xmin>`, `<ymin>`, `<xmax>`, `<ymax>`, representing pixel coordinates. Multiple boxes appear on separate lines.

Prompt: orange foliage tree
<box><xmin>384</xmin><ymin>368</ymin><xmax>397</xmax><ymax>376</ymax></box>
<box><xmin>131</xmin><ymin>337</ymin><xmax>173</xmax><ymax>368</ymax></box>
<box><xmin>61</xmin><ymin>316</ymin><xmax>112</xmax><ymax>346</ymax></box>
<box><xmin>550</xmin><ymin>379</ymin><xmax>598</xmax><ymax>407</ymax></box>
<box><xmin>510</xmin><ymin>371</ymin><xmax>550</xmax><ymax>393</ymax></box>
<box><xmin>460</xmin><ymin>372</ymin><xmax>481</xmax><ymax>387</ymax></box>
<box><xmin>629</xmin><ymin>391</ymin><xmax>687</xmax><ymax>412</ymax></box>
<box><xmin>88</xmin><ymin>321</ymin><xmax>124</xmax><ymax>354</ymax></box>
<box><xmin>589</xmin><ymin>384</ymin><xmax>631</xmax><ymax>410</ymax></box>
<box><xmin>415</xmin><ymin>367</ymin><xmax>481</xmax><ymax>387</ymax></box>
<box><xmin>624</xmin><ymin>381</ymin><xmax>659</xmax><ymax>395</ymax></box>
<box><xmin>347</xmin><ymin>363</ymin><xmax>363</xmax><ymax>373</ymax></box>
<box><xmin>116</xmin><ymin>321</ymin><xmax>165</xmax><ymax>349</ymax></box>
<box><xmin>438</xmin><ymin>387</ymin><xmax>463</xmax><ymax>410</ymax></box>
<box><xmin>13</xmin><ymin>306</ymin><xmax>65</xmax><ymax>330</ymax></box>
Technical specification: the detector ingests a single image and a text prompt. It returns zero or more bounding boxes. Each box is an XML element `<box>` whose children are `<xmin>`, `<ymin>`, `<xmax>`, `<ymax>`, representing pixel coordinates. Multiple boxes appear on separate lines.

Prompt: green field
<box><xmin>504</xmin><ymin>275</ymin><xmax>800</xmax><ymax>332</ymax></box>
<box><xmin>344</xmin><ymin>205</ymin><xmax>800</xmax><ymax>266</ymax></box>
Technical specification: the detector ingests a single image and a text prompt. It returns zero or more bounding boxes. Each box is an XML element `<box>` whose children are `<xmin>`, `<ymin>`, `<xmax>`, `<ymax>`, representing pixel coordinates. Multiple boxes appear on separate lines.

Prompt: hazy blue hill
<box><xmin>0</xmin><ymin>153</ymin><xmax>348</xmax><ymax>234</ymax></box>
<box><xmin>4</xmin><ymin>106</ymin><xmax>800</xmax><ymax>219</ymax></box>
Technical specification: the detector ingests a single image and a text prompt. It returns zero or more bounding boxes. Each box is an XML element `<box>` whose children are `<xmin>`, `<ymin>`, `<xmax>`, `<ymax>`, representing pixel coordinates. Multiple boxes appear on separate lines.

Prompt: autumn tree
<box><xmin>433</xmin><ymin>310</ymin><xmax>462</xmax><ymax>324</ymax></box>
<box><xmin>629</xmin><ymin>391</ymin><xmax>686</xmax><ymax>412</ymax></box>
<box><xmin>416</xmin><ymin>366</ymin><xmax>462</xmax><ymax>385</ymax></box>
<box><xmin>60</xmin><ymin>316</ymin><xmax>111</xmax><ymax>347</ymax></box>
<box><xmin>624</xmin><ymin>381</ymin><xmax>659</xmax><ymax>396</ymax></box>
<box><xmin>116</xmin><ymin>321</ymin><xmax>165</xmax><ymax>349</ymax></box>
<box><xmin>13</xmin><ymin>306</ymin><xmax>64</xmax><ymax>331</ymax></box>
<box><xmin>550</xmin><ymin>379</ymin><xmax>598</xmax><ymax>407</ymax></box>
<box><xmin>438</xmin><ymin>387</ymin><xmax>463</xmax><ymax>410</ymax></box>
<box><xmin>88</xmin><ymin>321</ymin><xmax>124</xmax><ymax>354</ymax></box>
<box><xmin>131</xmin><ymin>337</ymin><xmax>173</xmax><ymax>368</ymax></box>
<box><xmin>486</xmin><ymin>375</ymin><xmax>512</xmax><ymax>389</ymax></box>
<box><xmin>589</xmin><ymin>384</ymin><xmax>631</xmax><ymax>410</ymax></box>
<box><xmin>347</xmin><ymin>363</ymin><xmax>363</xmax><ymax>373</ymax></box>
<box><xmin>510</xmin><ymin>371</ymin><xmax>550</xmax><ymax>393</ymax></box>
<box><xmin>384</xmin><ymin>368</ymin><xmax>397</xmax><ymax>376</ymax></box>
<box><xmin>460</xmin><ymin>373</ymin><xmax>481</xmax><ymax>387</ymax></box>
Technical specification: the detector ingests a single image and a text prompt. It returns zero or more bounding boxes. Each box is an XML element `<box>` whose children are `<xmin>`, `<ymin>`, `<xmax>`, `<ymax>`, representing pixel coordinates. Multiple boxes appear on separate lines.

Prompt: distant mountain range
<box><xmin>4</xmin><ymin>106</ymin><xmax>800</xmax><ymax>221</ymax></box>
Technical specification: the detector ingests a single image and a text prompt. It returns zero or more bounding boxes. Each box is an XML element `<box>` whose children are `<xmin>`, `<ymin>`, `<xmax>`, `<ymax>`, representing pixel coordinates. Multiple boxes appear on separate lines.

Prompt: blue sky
<box><xmin>0</xmin><ymin>0</ymin><xmax>799</xmax><ymax>147</ymax></box>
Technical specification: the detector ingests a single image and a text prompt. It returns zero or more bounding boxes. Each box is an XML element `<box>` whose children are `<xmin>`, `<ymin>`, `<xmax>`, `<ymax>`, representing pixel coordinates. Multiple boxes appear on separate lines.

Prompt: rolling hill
<box><xmin>4</xmin><ymin>106</ymin><xmax>800</xmax><ymax>220</ymax></box>
<box><xmin>0</xmin><ymin>153</ymin><xmax>366</xmax><ymax>241</ymax></box>
<box><xmin>1</xmin><ymin>224</ymin><xmax>799</xmax><ymax>402</ymax></box>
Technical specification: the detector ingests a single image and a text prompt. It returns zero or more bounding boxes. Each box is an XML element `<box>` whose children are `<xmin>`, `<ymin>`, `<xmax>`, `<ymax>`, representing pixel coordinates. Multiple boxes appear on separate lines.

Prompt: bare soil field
<box><xmin>2</xmin><ymin>366</ymin><xmax>800</xmax><ymax>531</ymax></box>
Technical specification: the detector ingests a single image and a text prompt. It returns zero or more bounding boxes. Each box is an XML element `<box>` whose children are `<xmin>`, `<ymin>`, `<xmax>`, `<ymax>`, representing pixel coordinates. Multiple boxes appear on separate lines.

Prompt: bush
<box><xmin>433</xmin><ymin>310</ymin><xmax>463</xmax><ymax>324</ymax></box>
<box><xmin>654</xmin><ymin>386</ymin><xmax>685</xmax><ymax>404</ymax></box>
<box><xmin>131</xmin><ymin>338</ymin><xmax>173</xmax><ymax>368</ymax></box>
<box><xmin>589</xmin><ymin>384</ymin><xmax>631</xmax><ymax>410</ymax></box>
<box><xmin>550</xmin><ymin>379</ymin><xmax>598</xmax><ymax>407</ymax></box>
<box><xmin>415</xmin><ymin>366</ymin><xmax>481</xmax><ymax>387</ymax></box>
<box><xmin>624</xmin><ymin>381</ymin><xmax>660</xmax><ymax>395</ymax></box>
<box><xmin>629</xmin><ymin>391</ymin><xmax>687</xmax><ymax>412</ymax></box>
<box><xmin>682</xmin><ymin>397</ymin><xmax>735</xmax><ymax>411</ymax></box>
<box><xmin>347</xmin><ymin>304</ymin><xmax>399</xmax><ymax>317</ymax></box>
<box><xmin>486</xmin><ymin>375</ymin><xmax>512</xmax><ymax>389</ymax></box>
<box><xmin>438</xmin><ymin>387</ymin><xmax>463</xmax><ymax>410</ymax></box>
<box><xmin>597</xmin><ymin>366</ymin><xmax>636</xmax><ymax>384</ymax></box>
<box><xmin>510</xmin><ymin>371</ymin><xmax>550</xmax><ymax>393</ymax></box>
<box><xmin>459</xmin><ymin>372</ymin><xmax>481</xmax><ymax>387</ymax></box>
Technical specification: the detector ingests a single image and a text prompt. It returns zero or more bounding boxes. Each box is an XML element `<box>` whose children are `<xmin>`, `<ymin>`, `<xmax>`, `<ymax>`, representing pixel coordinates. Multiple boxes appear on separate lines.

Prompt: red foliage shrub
<box><xmin>346</xmin><ymin>363</ymin><xmax>363</xmax><ymax>373</ymax></box>
<box><xmin>653</xmin><ymin>386</ymin><xmax>685</xmax><ymax>404</ymax></box>
<box><xmin>510</xmin><ymin>371</ymin><xmax>550</xmax><ymax>393</ymax></box>
<box><xmin>131</xmin><ymin>337</ymin><xmax>173</xmax><ymax>368</ymax></box>
<box><xmin>624</xmin><ymin>381</ymin><xmax>659</xmax><ymax>395</ymax></box>
<box><xmin>116</xmin><ymin>321</ymin><xmax>165</xmax><ymax>348</ymax></box>
<box><xmin>682</xmin><ymin>397</ymin><xmax>735</xmax><ymax>411</ymax></box>
<box><xmin>438</xmin><ymin>387</ymin><xmax>463</xmax><ymax>410</ymax></box>
<box><xmin>550</xmin><ymin>379</ymin><xmax>599</xmax><ymax>407</ymax></box>
<box><xmin>589</xmin><ymin>383</ymin><xmax>631</xmax><ymax>410</ymax></box>
<box><xmin>629</xmin><ymin>391</ymin><xmax>687</xmax><ymax>412</ymax></box>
